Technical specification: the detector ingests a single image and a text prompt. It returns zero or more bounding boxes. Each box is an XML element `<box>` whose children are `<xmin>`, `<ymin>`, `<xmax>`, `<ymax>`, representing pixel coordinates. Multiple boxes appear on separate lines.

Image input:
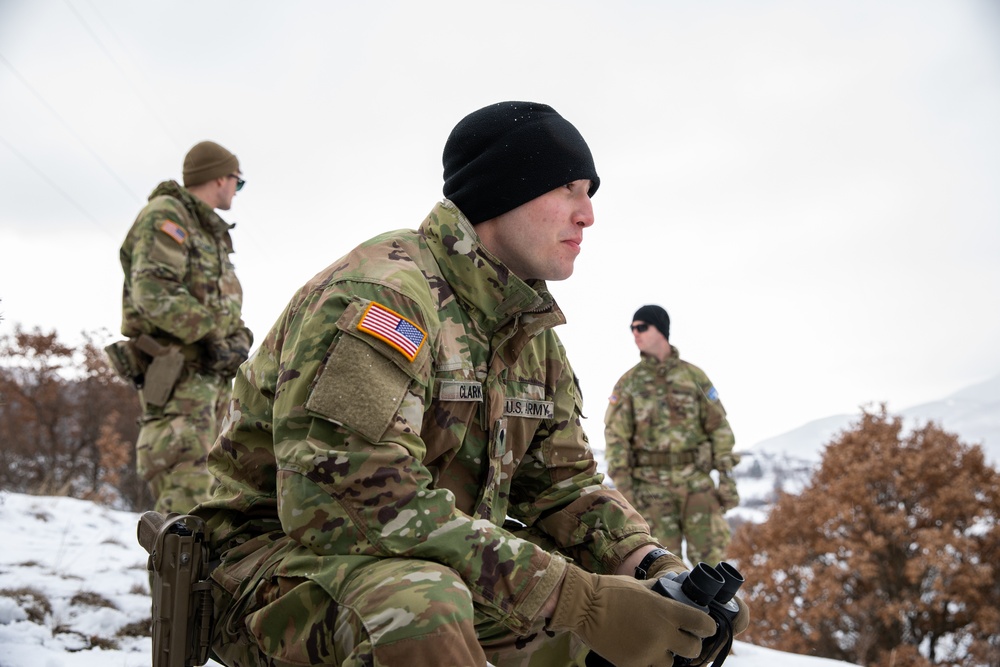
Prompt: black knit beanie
<box><xmin>633</xmin><ymin>305</ymin><xmax>670</xmax><ymax>340</ymax></box>
<box><xmin>442</xmin><ymin>101</ymin><xmax>600</xmax><ymax>224</ymax></box>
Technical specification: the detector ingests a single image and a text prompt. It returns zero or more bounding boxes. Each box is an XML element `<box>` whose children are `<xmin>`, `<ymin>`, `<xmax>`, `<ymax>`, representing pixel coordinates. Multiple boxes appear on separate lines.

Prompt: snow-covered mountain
<box><xmin>730</xmin><ymin>372</ymin><xmax>1000</xmax><ymax>523</ymax></box>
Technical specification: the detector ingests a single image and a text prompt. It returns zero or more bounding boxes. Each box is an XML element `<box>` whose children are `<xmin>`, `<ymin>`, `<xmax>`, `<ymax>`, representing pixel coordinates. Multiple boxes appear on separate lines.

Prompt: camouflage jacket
<box><xmin>604</xmin><ymin>348</ymin><xmax>738</xmax><ymax>488</ymax></box>
<box><xmin>119</xmin><ymin>180</ymin><xmax>246</xmax><ymax>348</ymax></box>
<box><xmin>196</xmin><ymin>200</ymin><xmax>653</xmax><ymax>634</ymax></box>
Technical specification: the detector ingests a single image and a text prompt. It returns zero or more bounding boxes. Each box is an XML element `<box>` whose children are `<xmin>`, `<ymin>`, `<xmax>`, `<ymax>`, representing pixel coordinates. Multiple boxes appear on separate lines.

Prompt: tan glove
<box><xmin>549</xmin><ymin>566</ymin><xmax>716</xmax><ymax>667</ymax></box>
<box><xmin>733</xmin><ymin>595</ymin><xmax>750</xmax><ymax>636</ymax></box>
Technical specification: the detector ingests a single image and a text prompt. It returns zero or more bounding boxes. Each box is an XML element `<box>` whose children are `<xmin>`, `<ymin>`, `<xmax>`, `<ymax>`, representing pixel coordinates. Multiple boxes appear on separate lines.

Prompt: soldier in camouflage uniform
<box><xmin>119</xmin><ymin>141</ymin><xmax>252</xmax><ymax>514</ymax></box>
<box><xmin>192</xmin><ymin>102</ymin><xmax>747</xmax><ymax>667</ymax></box>
<box><xmin>605</xmin><ymin>305</ymin><xmax>739</xmax><ymax>567</ymax></box>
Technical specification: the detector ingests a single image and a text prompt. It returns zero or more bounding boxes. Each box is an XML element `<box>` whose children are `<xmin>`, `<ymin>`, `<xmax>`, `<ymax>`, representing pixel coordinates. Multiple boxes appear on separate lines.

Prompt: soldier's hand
<box><xmin>716</xmin><ymin>474</ymin><xmax>740</xmax><ymax>512</ymax></box>
<box><xmin>205</xmin><ymin>328</ymin><xmax>252</xmax><ymax>378</ymax></box>
<box><xmin>549</xmin><ymin>566</ymin><xmax>716</xmax><ymax>667</ymax></box>
<box><xmin>733</xmin><ymin>595</ymin><xmax>749</xmax><ymax>635</ymax></box>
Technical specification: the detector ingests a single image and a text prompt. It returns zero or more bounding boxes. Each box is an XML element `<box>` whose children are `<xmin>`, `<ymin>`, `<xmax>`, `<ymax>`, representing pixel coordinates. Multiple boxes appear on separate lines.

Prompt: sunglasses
<box><xmin>630</xmin><ymin>323</ymin><xmax>650</xmax><ymax>333</ymax></box>
<box><xmin>228</xmin><ymin>174</ymin><xmax>245</xmax><ymax>191</ymax></box>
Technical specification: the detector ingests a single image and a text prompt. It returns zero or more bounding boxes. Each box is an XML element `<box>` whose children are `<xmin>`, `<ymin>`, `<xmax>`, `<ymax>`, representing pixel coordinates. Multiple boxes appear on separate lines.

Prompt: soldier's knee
<box><xmin>348</xmin><ymin>561</ymin><xmax>481</xmax><ymax>665</ymax></box>
<box><xmin>374</xmin><ymin>561</ymin><xmax>476</xmax><ymax>627</ymax></box>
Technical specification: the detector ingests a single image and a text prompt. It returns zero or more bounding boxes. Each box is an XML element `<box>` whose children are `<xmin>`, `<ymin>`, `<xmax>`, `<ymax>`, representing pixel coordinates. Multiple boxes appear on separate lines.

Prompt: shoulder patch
<box><xmin>706</xmin><ymin>386</ymin><xmax>719</xmax><ymax>401</ymax></box>
<box><xmin>158</xmin><ymin>219</ymin><xmax>187</xmax><ymax>245</ymax></box>
<box><xmin>357</xmin><ymin>302</ymin><xmax>426</xmax><ymax>362</ymax></box>
<box><xmin>608</xmin><ymin>393</ymin><xmax>619</xmax><ymax>405</ymax></box>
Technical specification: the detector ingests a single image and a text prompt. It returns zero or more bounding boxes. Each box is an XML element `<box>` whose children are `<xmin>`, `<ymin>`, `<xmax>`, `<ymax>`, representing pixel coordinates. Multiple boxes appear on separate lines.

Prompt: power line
<box><xmin>0</xmin><ymin>52</ymin><xmax>144</xmax><ymax>205</ymax></box>
<box><xmin>0</xmin><ymin>133</ymin><xmax>116</xmax><ymax>238</ymax></box>
<box><xmin>68</xmin><ymin>0</ymin><xmax>182</xmax><ymax>148</ymax></box>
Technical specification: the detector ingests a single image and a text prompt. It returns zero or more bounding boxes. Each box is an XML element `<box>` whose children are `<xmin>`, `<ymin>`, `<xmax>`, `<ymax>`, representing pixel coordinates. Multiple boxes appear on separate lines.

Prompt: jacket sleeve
<box><xmin>603</xmin><ymin>376</ymin><xmax>635</xmax><ymax>497</ymax></box>
<box><xmin>127</xmin><ymin>200</ymin><xmax>219</xmax><ymax>344</ymax></box>
<box><xmin>695</xmin><ymin>369</ymin><xmax>739</xmax><ymax>472</ymax></box>
<box><xmin>269</xmin><ymin>283</ymin><xmax>565</xmax><ymax>635</ymax></box>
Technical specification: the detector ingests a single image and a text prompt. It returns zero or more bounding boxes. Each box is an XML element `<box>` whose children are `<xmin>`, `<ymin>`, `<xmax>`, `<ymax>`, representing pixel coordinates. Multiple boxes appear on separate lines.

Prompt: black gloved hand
<box><xmin>205</xmin><ymin>328</ymin><xmax>252</xmax><ymax>378</ymax></box>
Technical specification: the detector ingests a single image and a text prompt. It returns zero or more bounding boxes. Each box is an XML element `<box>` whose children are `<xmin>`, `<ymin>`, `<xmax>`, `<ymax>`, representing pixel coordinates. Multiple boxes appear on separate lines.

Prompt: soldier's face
<box><xmin>632</xmin><ymin>320</ymin><xmax>670</xmax><ymax>358</ymax></box>
<box><xmin>217</xmin><ymin>174</ymin><xmax>240</xmax><ymax>211</ymax></box>
<box><xmin>476</xmin><ymin>179</ymin><xmax>595</xmax><ymax>281</ymax></box>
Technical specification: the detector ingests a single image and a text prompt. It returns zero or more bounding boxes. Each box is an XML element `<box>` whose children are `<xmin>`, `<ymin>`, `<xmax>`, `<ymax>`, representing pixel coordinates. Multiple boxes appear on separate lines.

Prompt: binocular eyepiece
<box><xmin>653</xmin><ymin>562</ymin><xmax>744</xmax><ymax>667</ymax></box>
<box><xmin>654</xmin><ymin>561</ymin><xmax>744</xmax><ymax>609</ymax></box>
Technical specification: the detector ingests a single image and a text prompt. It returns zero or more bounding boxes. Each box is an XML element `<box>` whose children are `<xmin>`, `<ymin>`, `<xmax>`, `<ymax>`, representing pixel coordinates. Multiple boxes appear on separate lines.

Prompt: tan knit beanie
<box><xmin>182</xmin><ymin>141</ymin><xmax>240</xmax><ymax>187</ymax></box>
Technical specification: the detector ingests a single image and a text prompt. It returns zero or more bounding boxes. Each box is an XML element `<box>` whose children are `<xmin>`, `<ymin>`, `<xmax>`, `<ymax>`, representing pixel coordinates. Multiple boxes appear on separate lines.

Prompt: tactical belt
<box><xmin>631</xmin><ymin>449</ymin><xmax>697</xmax><ymax>468</ymax></box>
<box><xmin>143</xmin><ymin>336</ymin><xmax>203</xmax><ymax>364</ymax></box>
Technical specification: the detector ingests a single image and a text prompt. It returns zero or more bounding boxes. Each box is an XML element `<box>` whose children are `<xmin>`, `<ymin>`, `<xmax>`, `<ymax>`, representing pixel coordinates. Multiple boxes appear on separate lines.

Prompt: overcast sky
<box><xmin>2</xmin><ymin>0</ymin><xmax>999</xmax><ymax>451</ymax></box>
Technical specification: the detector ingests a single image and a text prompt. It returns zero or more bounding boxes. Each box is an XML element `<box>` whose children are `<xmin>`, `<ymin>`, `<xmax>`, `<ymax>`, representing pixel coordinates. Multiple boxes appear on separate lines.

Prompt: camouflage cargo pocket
<box><xmin>136</xmin><ymin>416</ymin><xmax>200</xmax><ymax>480</ymax></box>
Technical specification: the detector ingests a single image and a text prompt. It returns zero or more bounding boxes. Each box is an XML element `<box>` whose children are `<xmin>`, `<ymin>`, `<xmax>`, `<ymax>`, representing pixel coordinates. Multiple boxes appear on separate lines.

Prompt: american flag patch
<box><xmin>159</xmin><ymin>219</ymin><xmax>187</xmax><ymax>245</ymax></box>
<box><xmin>357</xmin><ymin>302</ymin><xmax>427</xmax><ymax>362</ymax></box>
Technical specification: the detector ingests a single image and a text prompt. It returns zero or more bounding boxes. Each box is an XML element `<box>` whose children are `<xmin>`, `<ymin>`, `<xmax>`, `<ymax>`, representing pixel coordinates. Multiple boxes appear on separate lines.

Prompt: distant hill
<box><xmin>730</xmin><ymin>372</ymin><xmax>1000</xmax><ymax>523</ymax></box>
<box><xmin>898</xmin><ymin>373</ymin><xmax>1000</xmax><ymax>463</ymax></box>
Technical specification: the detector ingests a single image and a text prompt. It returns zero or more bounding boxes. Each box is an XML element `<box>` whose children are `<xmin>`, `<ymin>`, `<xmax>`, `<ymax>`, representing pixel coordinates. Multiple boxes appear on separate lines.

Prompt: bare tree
<box><xmin>0</xmin><ymin>325</ymin><xmax>149</xmax><ymax>509</ymax></box>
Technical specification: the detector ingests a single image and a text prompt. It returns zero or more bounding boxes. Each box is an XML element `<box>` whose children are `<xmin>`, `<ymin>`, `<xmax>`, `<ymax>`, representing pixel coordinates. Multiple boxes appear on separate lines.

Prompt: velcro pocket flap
<box><xmin>304</xmin><ymin>299</ymin><xmax>430</xmax><ymax>442</ymax></box>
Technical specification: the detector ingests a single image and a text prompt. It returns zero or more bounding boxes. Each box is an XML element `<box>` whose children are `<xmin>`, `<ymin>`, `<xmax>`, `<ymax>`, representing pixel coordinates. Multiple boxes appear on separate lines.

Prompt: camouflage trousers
<box><xmin>208</xmin><ymin>529</ymin><xmax>589</xmax><ymax>667</ymax></box>
<box><xmin>632</xmin><ymin>469</ymin><xmax>731</xmax><ymax>566</ymax></box>
<box><xmin>136</xmin><ymin>369</ymin><xmax>228</xmax><ymax>514</ymax></box>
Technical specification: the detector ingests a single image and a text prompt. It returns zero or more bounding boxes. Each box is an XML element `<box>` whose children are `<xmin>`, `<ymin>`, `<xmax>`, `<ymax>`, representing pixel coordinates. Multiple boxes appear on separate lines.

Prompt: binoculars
<box><xmin>653</xmin><ymin>561</ymin><xmax>745</xmax><ymax>666</ymax></box>
<box><xmin>585</xmin><ymin>561</ymin><xmax>744</xmax><ymax>667</ymax></box>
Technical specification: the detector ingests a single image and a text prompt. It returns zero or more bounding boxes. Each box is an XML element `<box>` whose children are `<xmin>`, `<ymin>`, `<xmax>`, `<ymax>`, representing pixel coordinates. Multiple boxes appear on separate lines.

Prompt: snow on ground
<box><xmin>0</xmin><ymin>491</ymin><xmax>857</xmax><ymax>666</ymax></box>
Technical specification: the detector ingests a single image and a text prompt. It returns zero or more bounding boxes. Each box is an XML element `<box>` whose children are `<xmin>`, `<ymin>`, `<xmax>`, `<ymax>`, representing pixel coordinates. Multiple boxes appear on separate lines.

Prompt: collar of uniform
<box><xmin>421</xmin><ymin>200</ymin><xmax>565</xmax><ymax>332</ymax></box>
<box><xmin>639</xmin><ymin>345</ymin><xmax>681</xmax><ymax>368</ymax></box>
<box><xmin>150</xmin><ymin>180</ymin><xmax>234</xmax><ymax>240</ymax></box>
